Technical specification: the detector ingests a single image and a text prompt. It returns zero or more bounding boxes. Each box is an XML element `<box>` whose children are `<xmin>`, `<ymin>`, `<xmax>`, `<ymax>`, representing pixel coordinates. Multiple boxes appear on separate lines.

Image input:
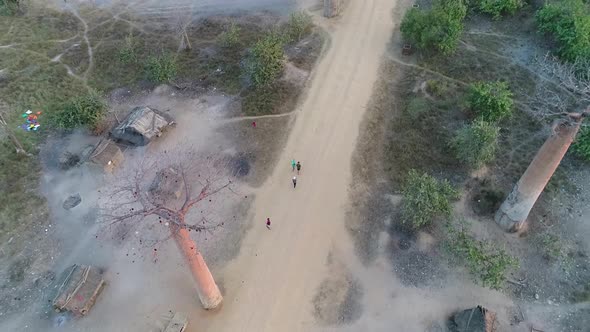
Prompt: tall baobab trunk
<box><xmin>170</xmin><ymin>224</ymin><xmax>223</xmax><ymax>309</ymax></box>
<box><xmin>495</xmin><ymin>116</ymin><xmax>583</xmax><ymax>232</ymax></box>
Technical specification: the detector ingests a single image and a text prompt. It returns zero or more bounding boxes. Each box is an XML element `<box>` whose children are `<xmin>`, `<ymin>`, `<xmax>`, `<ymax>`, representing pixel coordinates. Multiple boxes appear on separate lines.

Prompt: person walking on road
<box><xmin>266</xmin><ymin>218</ymin><xmax>271</xmax><ymax>230</ymax></box>
<box><xmin>291</xmin><ymin>159</ymin><xmax>296</xmax><ymax>172</ymax></box>
<box><xmin>292</xmin><ymin>176</ymin><xmax>297</xmax><ymax>188</ymax></box>
<box><xmin>296</xmin><ymin>161</ymin><xmax>301</xmax><ymax>174</ymax></box>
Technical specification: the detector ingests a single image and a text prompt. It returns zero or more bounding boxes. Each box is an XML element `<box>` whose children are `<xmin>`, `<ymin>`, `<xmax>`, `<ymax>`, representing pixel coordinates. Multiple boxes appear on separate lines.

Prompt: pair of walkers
<box><xmin>290</xmin><ymin>159</ymin><xmax>302</xmax><ymax>188</ymax></box>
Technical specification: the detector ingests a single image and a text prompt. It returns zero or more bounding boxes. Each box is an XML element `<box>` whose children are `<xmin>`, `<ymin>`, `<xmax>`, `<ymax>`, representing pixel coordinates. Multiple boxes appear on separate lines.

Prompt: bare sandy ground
<box><xmin>189</xmin><ymin>1</ymin><xmax>398</xmax><ymax>330</ymax></box>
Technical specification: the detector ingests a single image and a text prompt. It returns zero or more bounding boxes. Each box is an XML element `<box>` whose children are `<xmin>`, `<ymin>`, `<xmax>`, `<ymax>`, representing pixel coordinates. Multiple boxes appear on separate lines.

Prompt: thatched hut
<box><xmin>111</xmin><ymin>106</ymin><xmax>174</xmax><ymax>146</ymax></box>
<box><xmin>448</xmin><ymin>306</ymin><xmax>497</xmax><ymax>332</ymax></box>
<box><xmin>89</xmin><ymin>139</ymin><xmax>124</xmax><ymax>172</ymax></box>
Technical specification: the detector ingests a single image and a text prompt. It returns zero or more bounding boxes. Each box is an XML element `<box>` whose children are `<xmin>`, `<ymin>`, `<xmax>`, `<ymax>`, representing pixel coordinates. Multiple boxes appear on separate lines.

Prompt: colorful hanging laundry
<box><xmin>19</xmin><ymin>110</ymin><xmax>42</xmax><ymax>131</ymax></box>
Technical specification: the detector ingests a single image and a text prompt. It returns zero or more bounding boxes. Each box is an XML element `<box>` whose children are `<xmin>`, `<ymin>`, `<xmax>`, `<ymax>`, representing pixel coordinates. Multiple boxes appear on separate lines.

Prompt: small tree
<box><xmin>475</xmin><ymin>0</ymin><xmax>524</xmax><ymax>19</ymax></box>
<box><xmin>219</xmin><ymin>23</ymin><xmax>241</xmax><ymax>48</ymax></box>
<box><xmin>101</xmin><ymin>150</ymin><xmax>233</xmax><ymax>309</ymax></box>
<box><xmin>400</xmin><ymin>0</ymin><xmax>467</xmax><ymax>55</ymax></box>
<box><xmin>0</xmin><ymin>0</ymin><xmax>20</xmax><ymax>15</ymax></box>
<box><xmin>468</xmin><ymin>81</ymin><xmax>514</xmax><ymax>122</ymax></box>
<box><xmin>50</xmin><ymin>91</ymin><xmax>107</xmax><ymax>130</ymax></box>
<box><xmin>452</xmin><ymin>119</ymin><xmax>500</xmax><ymax>169</ymax></box>
<box><xmin>118</xmin><ymin>34</ymin><xmax>138</xmax><ymax>64</ymax></box>
<box><xmin>287</xmin><ymin>11</ymin><xmax>313</xmax><ymax>42</ymax></box>
<box><xmin>248</xmin><ymin>32</ymin><xmax>285</xmax><ymax>87</ymax></box>
<box><xmin>401</xmin><ymin>170</ymin><xmax>459</xmax><ymax>228</ymax></box>
<box><xmin>536</xmin><ymin>0</ymin><xmax>590</xmax><ymax>63</ymax></box>
<box><xmin>145</xmin><ymin>54</ymin><xmax>178</xmax><ymax>83</ymax></box>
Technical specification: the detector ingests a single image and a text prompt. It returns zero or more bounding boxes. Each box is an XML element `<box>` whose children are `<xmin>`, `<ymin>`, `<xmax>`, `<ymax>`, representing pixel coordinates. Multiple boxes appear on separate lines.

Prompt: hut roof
<box><xmin>111</xmin><ymin>106</ymin><xmax>174</xmax><ymax>146</ymax></box>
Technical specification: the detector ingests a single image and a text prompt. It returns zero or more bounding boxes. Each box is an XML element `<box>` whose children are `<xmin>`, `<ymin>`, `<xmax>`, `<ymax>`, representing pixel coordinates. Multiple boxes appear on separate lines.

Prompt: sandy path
<box><xmin>200</xmin><ymin>1</ymin><xmax>396</xmax><ymax>331</ymax></box>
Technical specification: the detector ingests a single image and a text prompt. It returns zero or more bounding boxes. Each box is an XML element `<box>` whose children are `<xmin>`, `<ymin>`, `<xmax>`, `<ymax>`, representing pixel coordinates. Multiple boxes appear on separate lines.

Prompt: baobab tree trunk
<box><xmin>495</xmin><ymin>117</ymin><xmax>583</xmax><ymax>232</ymax></box>
<box><xmin>170</xmin><ymin>224</ymin><xmax>223</xmax><ymax>309</ymax></box>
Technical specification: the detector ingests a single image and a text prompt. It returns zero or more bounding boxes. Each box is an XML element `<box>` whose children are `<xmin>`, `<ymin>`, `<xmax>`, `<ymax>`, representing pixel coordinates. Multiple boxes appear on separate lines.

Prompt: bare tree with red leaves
<box><xmin>100</xmin><ymin>149</ymin><xmax>233</xmax><ymax>309</ymax></box>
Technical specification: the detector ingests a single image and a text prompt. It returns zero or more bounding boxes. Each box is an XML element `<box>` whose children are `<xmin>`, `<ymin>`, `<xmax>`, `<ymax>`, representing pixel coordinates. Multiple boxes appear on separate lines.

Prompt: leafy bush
<box><xmin>50</xmin><ymin>92</ymin><xmax>107</xmax><ymax>130</ymax></box>
<box><xmin>425</xmin><ymin>79</ymin><xmax>450</xmax><ymax>97</ymax></box>
<box><xmin>145</xmin><ymin>54</ymin><xmax>177</xmax><ymax>83</ymax></box>
<box><xmin>401</xmin><ymin>170</ymin><xmax>459</xmax><ymax>228</ymax></box>
<box><xmin>468</xmin><ymin>81</ymin><xmax>513</xmax><ymax>122</ymax></box>
<box><xmin>572</xmin><ymin>126</ymin><xmax>590</xmax><ymax>161</ymax></box>
<box><xmin>249</xmin><ymin>32</ymin><xmax>285</xmax><ymax>87</ymax></box>
<box><xmin>118</xmin><ymin>35</ymin><xmax>138</xmax><ymax>64</ymax></box>
<box><xmin>219</xmin><ymin>23</ymin><xmax>241</xmax><ymax>48</ymax></box>
<box><xmin>452</xmin><ymin>119</ymin><xmax>500</xmax><ymax>168</ymax></box>
<box><xmin>400</xmin><ymin>0</ymin><xmax>467</xmax><ymax>55</ymax></box>
<box><xmin>405</xmin><ymin>97</ymin><xmax>432</xmax><ymax>120</ymax></box>
<box><xmin>536</xmin><ymin>0</ymin><xmax>590</xmax><ymax>62</ymax></box>
<box><xmin>475</xmin><ymin>0</ymin><xmax>525</xmax><ymax>19</ymax></box>
<box><xmin>287</xmin><ymin>11</ymin><xmax>313</xmax><ymax>42</ymax></box>
<box><xmin>447</xmin><ymin>223</ymin><xmax>519</xmax><ymax>289</ymax></box>
<box><xmin>0</xmin><ymin>0</ymin><xmax>20</xmax><ymax>15</ymax></box>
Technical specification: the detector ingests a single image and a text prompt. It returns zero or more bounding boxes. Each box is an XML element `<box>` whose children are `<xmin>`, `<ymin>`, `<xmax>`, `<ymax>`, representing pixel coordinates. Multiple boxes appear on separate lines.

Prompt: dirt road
<box><xmin>200</xmin><ymin>1</ymin><xmax>396</xmax><ymax>330</ymax></box>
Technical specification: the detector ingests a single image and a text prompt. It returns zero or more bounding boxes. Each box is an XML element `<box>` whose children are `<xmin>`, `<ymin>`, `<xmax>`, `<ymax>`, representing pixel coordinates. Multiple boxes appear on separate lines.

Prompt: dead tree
<box><xmin>495</xmin><ymin>55</ymin><xmax>589</xmax><ymax>232</ymax></box>
<box><xmin>101</xmin><ymin>150</ymin><xmax>233</xmax><ymax>309</ymax></box>
<box><xmin>176</xmin><ymin>7</ymin><xmax>193</xmax><ymax>51</ymax></box>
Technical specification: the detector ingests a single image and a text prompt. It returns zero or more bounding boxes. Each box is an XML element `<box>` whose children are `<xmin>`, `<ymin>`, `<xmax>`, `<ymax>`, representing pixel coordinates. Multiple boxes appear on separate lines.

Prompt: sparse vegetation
<box><xmin>248</xmin><ymin>32</ymin><xmax>285</xmax><ymax>87</ymax></box>
<box><xmin>539</xmin><ymin>233</ymin><xmax>566</xmax><ymax>261</ymax></box>
<box><xmin>536</xmin><ymin>0</ymin><xmax>590</xmax><ymax>63</ymax></box>
<box><xmin>474</xmin><ymin>0</ymin><xmax>525</xmax><ymax>19</ymax></box>
<box><xmin>401</xmin><ymin>170</ymin><xmax>459</xmax><ymax>228</ymax></box>
<box><xmin>287</xmin><ymin>11</ymin><xmax>313</xmax><ymax>42</ymax></box>
<box><xmin>447</xmin><ymin>222</ymin><xmax>519</xmax><ymax>289</ymax></box>
<box><xmin>572</xmin><ymin>126</ymin><xmax>590</xmax><ymax>161</ymax></box>
<box><xmin>400</xmin><ymin>0</ymin><xmax>467</xmax><ymax>54</ymax></box>
<box><xmin>219</xmin><ymin>23</ymin><xmax>241</xmax><ymax>48</ymax></box>
<box><xmin>452</xmin><ymin>119</ymin><xmax>500</xmax><ymax>169</ymax></box>
<box><xmin>145</xmin><ymin>53</ymin><xmax>178</xmax><ymax>83</ymax></box>
<box><xmin>468</xmin><ymin>81</ymin><xmax>514</xmax><ymax>122</ymax></box>
<box><xmin>49</xmin><ymin>92</ymin><xmax>107</xmax><ymax>130</ymax></box>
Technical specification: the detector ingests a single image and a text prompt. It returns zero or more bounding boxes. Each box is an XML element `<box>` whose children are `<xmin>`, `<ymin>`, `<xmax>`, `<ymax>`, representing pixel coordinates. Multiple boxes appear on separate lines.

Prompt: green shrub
<box><xmin>249</xmin><ymin>32</ymin><xmax>285</xmax><ymax>87</ymax></box>
<box><xmin>405</xmin><ymin>97</ymin><xmax>432</xmax><ymax>120</ymax></box>
<box><xmin>49</xmin><ymin>92</ymin><xmax>107</xmax><ymax>130</ymax></box>
<box><xmin>452</xmin><ymin>119</ymin><xmax>500</xmax><ymax>168</ymax></box>
<box><xmin>145</xmin><ymin>54</ymin><xmax>177</xmax><ymax>83</ymax></box>
<box><xmin>468</xmin><ymin>81</ymin><xmax>513</xmax><ymax>122</ymax></box>
<box><xmin>0</xmin><ymin>0</ymin><xmax>20</xmax><ymax>15</ymax></box>
<box><xmin>401</xmin><ymin>170</ymin><xmax>459</xmax><ymax>228</ymax></box>
<box><xmin>118</xmin><ymin>35</ymin><xmax>138</xmax><ymax>64</ymax></box>
<box><xmin>287</xmin><ymin>11</ymin><xmax>313</xmax><ymax>42</ymax></box>
<box><xmin>475</xmin><ymin>0</ymin><xmax>524</xmax><ymax>19</ymax></box>
<box><xmin>425</xmin><ymin>79</ymin><xmax>450</xmax><ymax>97</ymax></box>
<box><xmin>447</xmin><ymin>223</ymin><xmax>519</xmax><ymax>289</ymax></box>
<box><xmin>572</xmin><ymin>126</ymin><xmax>590</xmax><ymax>161</ymax></box>
<box><xmin>400</xmin><ymin>0</ymin><xmax>467</xmax><ymax>55</ymax></box>
<box><xmin>536</xmin><ymin>0</ymin><xmax>590</xmax><ymax>62</ymax></box>
<box><xmin>219</xmin><ymin>23</ymin><xmax>241</xmax><ymax>48</ymax></box>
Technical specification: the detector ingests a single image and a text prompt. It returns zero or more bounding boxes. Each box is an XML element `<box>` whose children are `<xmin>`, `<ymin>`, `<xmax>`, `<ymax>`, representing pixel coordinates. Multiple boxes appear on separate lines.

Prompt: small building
<box><xmin>89</xmin><ymin>139</ymin><xmax>124</xmax><ymax>173</ymax></box>
<box><xmin>111</xmin><ymin>106</ymin><xmax>174</xmax><ymax>146</ymax></box>
<box><xmin>52</xmin><ymin>264</ymin><xmax>106</xmax><ymax>316</ymax></box>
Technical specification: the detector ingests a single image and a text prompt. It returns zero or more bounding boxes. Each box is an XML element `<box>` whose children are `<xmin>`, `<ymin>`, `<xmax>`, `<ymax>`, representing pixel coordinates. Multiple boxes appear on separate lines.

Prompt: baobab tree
<box><xmin>495</xmin><ymin>55</ymin><xmax>589</xmax><ymax>232</ymax></box>
<box><xmin>100</xmin><ymin>149</ymin><xmax>233</xmax><ymax>309</ymax></box>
